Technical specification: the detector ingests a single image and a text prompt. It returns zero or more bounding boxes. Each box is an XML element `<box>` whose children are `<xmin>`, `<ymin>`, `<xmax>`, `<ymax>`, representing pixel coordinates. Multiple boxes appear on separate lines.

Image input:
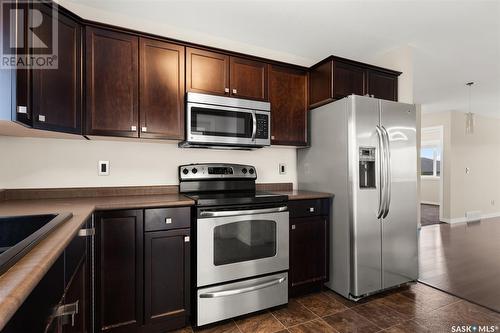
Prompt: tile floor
<box><xmin>175</xmin><ymin>283</ymin><xmax>500</xmax><ymax>333</ymax></box>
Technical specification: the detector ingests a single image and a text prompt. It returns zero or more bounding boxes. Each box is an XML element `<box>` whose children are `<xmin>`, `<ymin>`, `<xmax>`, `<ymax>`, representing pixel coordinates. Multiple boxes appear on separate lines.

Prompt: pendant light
<box><xmin>465</xmin><ymin>82</ymin><xmax>474</xmax><ymax>135</ymax></box>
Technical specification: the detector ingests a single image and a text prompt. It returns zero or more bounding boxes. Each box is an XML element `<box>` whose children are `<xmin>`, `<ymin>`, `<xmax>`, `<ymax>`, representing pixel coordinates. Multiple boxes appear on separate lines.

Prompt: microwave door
<box><xmin>187</xmin><ymin>104</ymin><xmax>255</xmax><ymax>145</ymax></box>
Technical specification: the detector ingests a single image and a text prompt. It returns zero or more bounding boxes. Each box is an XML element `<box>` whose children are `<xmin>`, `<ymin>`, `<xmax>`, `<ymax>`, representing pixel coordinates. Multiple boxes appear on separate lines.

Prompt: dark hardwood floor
<box><xmin>419</xmin><ymin>217</ymin><xmax>500</xmax><ymax>312</ymax></box>
<box><xmin>175</xmin><ymin>283</ymin><xmax>500</xmax><ymax>333</ymax></box>
<box><xmin>420</xmin><ymin>204</ymin><xmax>442</xmax><ymax>226</ymax></box>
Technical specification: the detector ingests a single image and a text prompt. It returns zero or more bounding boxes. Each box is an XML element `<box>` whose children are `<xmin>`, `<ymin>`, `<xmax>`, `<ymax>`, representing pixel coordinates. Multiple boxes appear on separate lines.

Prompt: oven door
<box><xmin>197</xmin><ymin>206</ymin><xmax>289</xmax><ymax>287</ymax></box>
<box><xmin>187</xmin><ymin>102</ymin><xmax>269</xmax><ymax>147</ymax></box>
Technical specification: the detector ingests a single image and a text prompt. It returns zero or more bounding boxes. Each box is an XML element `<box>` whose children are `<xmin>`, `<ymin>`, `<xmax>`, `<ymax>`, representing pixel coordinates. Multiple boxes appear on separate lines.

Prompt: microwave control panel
<box><xmin>255</xmin><ymin>114</ymin><xmax>269</xmax><ymax>139</ymax></box>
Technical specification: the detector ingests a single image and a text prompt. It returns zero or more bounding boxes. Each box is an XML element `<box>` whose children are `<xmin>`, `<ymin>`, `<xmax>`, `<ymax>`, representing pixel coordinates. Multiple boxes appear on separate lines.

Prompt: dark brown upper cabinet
<box><xmin>139</xmin><ymin>38</ymin><xmax>185</xmax><ymax>140</ymax></box>
<box><xmin>308</xmin><ymin>61</ymin><xmax>333</xmax><ymax>109</ymax></box>
<box><xmin>332</xmin><ymin>60</ymin><xmax>366</xmax><ymax>100</ymax></box>
<box><xmin>367</xmin><ymin>69</ymin><xmax>398</xmax><ymax>101</ymax></box>
<box><xmin>187</xmin><ymin>47</ymin><xmax>269</xmax><ymax>101</ymax></box>
<box><xmin>85</xmin><ymin>27</ymin><xmax>139</xmax><ymax>137</ymax></box>
<box><xmin>230</xmin><ymin>57</ymin><xmax>268</xmax><ymax>101</ymax></box>
<box><xmin>309</xmin><ymin>57</ymin><xmax>400</xmax><ymax>109</ymax></box>
<box><xmin>186</xmin><ymin>48</ymin><xmax>229</xmax><ymax>96</ymax></box>
<box><xmin>269</xmin><ymin>65</ymin><xmax>308</xmax><ymax>146</ymax></box>
<box><xmin>11</xmin><ymin>3</ymin><xmax>82</xmax><ymax>134</ymax></box>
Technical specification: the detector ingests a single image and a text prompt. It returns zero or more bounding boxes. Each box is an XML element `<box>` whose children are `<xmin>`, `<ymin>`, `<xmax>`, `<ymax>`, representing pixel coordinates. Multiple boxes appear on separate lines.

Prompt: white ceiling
<box><xmin>60</xmin><ymin>0</ymin><xmax>500</xmax><ymax>117</ymax></box>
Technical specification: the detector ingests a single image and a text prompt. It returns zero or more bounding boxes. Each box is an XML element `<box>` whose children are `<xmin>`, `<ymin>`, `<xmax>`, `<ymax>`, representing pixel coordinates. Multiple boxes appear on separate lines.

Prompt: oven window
<box><xmin>214</xmin><ymin>220</ymin><xmax>277</xmax><ymax>266</ymax></box>
<box><xmin>191</xmin><ymin>107</ymin><xmax>253</xmax><ymax>138</ymax></box>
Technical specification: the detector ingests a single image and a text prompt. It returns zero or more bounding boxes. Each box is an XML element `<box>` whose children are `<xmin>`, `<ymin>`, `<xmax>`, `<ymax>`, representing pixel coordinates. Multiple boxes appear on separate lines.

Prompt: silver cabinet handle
<box><xmin>199</xmin><ymin>277</ymin><xmax>286</xmax><ymax>298</ymax></box>
<box><xmin>200</xmin><ymin>206</ymin><xmax>287</xmax><ymax>218</ymax></box>
<box><xmin>381</xmin><ymin>125</ymin><xmax>392</xmax><ymax>218</ymax></box>
<box><xmin>78</xmin><ymin>228</ymin><xmax>95</xmax><ymax>237</ymax></box>
<box><xmin>54</xmin><ymin>300</ymin><xmax>79</xmax><ymax>327</ymax></box>
<box><xmin>184</xmin><ymin>236</ymin><xmax>190</xmax><ymax>243</ymax></box>
<box><xmin>165</xmin><ymin>218</ymin><xmax>172</xmax><ymax>224</ymax></box>
<box><xmin>251</xmin><ymin>112</ymin><xmax>257</xmax><ymax>141</ymax></box>
<box><xmin>376</xmin><ymin>125</ymin><xmax>386</xmax><ymax>219</ymax></box>
<box><xmin>291</xmin><ymin>225</ymin><xmax>296</xmax><ymax>230</ymax></box>
<box><xmin>232</xmin><ymin>88</ymin><xmax>237</xmax><ymax>94</ymax></box>
<box><xmin>309</xmin><ymin>207</ymin><xmax>315</xmax><ymax>213</ymax></box>
<box><xmin>224</xmin><ymin>88</ymin><xmax>229</xmax><ymax>93</ymax></box>
<box><xmin>141</xmin><ymin>126</ymin><xmax>147</xmax><ymax>132</ymax></box>
<box><xmin>131</xmin><ymin>125</ymin><xmax>137</xmax><ymax>131</ymax></box>
<box><xmin>38</xmin><ymin>115</ymin><xmax>46</xmax><ymax>122</ymax></box>
<box><xmin>17</xmin><ymin>106</ymin><xmax>27</xmax><ymax>114</ymax></box>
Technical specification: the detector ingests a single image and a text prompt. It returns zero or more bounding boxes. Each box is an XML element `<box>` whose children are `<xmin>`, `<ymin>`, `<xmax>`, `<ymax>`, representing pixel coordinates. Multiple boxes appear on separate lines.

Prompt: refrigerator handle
<box><xmin>376</xmin><ymin>126</ymin><xmax>386</xmax><ymax>219</ymax></box>
<box><xmin>382</xmin><ymin>126</ymin><xmax>392</xmax><ymax>218</ymax></box>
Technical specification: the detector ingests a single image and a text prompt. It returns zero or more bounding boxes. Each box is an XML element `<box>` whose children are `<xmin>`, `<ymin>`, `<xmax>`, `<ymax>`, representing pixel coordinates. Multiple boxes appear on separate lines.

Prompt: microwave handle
<box><xmin>251</xmin><ymin>112</ymin><xmax>257</xmax><ymax>141</ymax></box>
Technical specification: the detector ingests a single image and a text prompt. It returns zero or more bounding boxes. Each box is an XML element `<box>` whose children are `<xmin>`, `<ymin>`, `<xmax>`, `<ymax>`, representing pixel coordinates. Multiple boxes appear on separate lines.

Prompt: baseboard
<box><xmin>421</xmin><ymin>201</ymin><xmax>439</xmax><ymax>206</ymax></box>
<box><xmin>441</xmin><ymin>211</ymin><xmax>500</xmax><ymax>224</ymax></box>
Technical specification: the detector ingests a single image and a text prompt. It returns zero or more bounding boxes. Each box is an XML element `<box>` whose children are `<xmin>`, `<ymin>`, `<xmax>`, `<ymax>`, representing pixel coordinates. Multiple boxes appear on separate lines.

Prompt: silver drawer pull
<box><xmin>200</xmin><ymin>206</ymin><xmax>287</xmax><ymax>218</ymax></box>
<box><xmin>199</xmin><ymin>277</ymin><xmax>286</xmax><ymax>298</ymax></box>
<box><xmin>17</xmin><ymin>106</ymin><xmax>27</xmax><ymax>114</ymax></box>
<box><xmin>131</xmin><ymin>125</ymin><xmax>137</xmax><ymax>131</ymax></box>
<box><xmin>38</xmin><ymin>115</ymin><xmax>46</xmax><ymax>122</ymax></box>
<box><xmin>141</xmin><ymin>126</ymin><xmax>147</xmax><ymax>132</ymax></box>
<box><xmin>165</xmin><ymin>218</ymin><xmax>172</xmax><ymax>224</ymax></box>
<box><xmin>232</xmin><ymin>88</ymin><xmax>237</xmax><ymax>94</ymax></box>
<box><xmin>184</xmin><ymin>236</ymin><xmax>190</xmax><ymax>243</ymax></box>
<box><xmin>78</xmin><ymin>228</ymin><xmax>95</xmax><ymax>237</ymax></box>
<box><xmin>224</xmin><ymin>87</ymin><xmax>229</xmax><ymax>93</ymax></box>
<box><xmin>291</xmin><ymin>225</ymin><xmax>296</xmax><ymax>230</ymax></box>
<box><xmin>309</xmin><ymin>207</ymin><xmax>315</xmax><ymax>213</ymax></box>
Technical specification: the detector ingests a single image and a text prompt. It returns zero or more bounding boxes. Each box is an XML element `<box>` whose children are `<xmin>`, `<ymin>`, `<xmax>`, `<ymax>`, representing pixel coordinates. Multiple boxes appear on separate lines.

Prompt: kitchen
<box><xmin>1</xmin><ymin>1</ymin><xmax>500</xmax><ymax>333</ymax></box>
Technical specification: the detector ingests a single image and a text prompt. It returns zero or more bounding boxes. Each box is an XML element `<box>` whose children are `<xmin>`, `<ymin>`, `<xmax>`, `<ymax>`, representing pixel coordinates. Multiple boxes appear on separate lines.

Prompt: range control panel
<box><xmin>179</xmin><ymin>163</ymin><xmax>257</xmax><ymax>180</ymax></box>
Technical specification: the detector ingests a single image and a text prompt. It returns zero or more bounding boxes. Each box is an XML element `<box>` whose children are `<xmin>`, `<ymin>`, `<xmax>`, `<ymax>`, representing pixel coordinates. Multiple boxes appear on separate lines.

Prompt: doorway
<box><xmin>420</xmin><ymin>126</ymin><xmax>443</xmax><ymax>226</ymax></box>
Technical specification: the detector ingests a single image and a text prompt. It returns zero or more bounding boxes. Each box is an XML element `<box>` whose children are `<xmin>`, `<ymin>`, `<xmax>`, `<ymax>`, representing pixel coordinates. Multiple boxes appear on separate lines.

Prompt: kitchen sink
<box><xmin>0</xmin><ymin>213</ymin><xmax>73</xmax><ymax>276</ymax></box>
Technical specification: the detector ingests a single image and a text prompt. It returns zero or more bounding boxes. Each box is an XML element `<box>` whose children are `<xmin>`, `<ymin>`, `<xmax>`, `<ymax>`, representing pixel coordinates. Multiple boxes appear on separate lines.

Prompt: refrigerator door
<box><xmin>380</xmin><ymin>100</ymin><xmax>418</xmax><ymax>288</ymax></box>
<box><xmin>350</xmin><ymin>95</ymin><xmax>383</xmax><ymax>297</ymax></box>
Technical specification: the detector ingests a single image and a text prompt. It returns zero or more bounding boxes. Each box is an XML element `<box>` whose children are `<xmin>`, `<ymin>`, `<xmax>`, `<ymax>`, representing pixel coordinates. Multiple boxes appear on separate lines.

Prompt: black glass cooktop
<box><xmin>183</xmin><ymin>191</ymin><xmax>287</xmax><ymax>207</ymax></box>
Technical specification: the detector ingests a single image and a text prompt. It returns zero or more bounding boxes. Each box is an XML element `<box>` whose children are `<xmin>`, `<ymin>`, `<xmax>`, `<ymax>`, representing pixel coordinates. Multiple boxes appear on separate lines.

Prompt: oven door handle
<box><xmin>199</xmin><ymin>206</ymin><xmax>287</xmax><ymax>218</ymax></box>
<box><xmin>199</xmin><ymin>277</ymin><xmax>286</xmax><ymax>298</ymax></box>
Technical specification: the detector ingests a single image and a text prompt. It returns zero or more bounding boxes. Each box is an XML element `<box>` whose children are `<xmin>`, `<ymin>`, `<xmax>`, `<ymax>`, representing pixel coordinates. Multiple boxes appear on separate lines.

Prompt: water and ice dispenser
<box><xmin>359</xmin><ymin>147</ymin><xmax>376</xmax><ymax>188</ymax></box>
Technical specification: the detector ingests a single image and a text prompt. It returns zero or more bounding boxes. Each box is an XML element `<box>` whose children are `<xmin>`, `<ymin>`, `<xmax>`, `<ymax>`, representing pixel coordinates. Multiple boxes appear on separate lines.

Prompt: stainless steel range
<box><xmin>179</xmin><ymin>163</ymin><xmax>289</xmax><ymax>326</ymax></box>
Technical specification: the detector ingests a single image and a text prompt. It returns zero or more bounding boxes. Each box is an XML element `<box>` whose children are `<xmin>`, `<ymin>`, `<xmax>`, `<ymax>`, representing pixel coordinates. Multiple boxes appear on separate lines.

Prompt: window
<box><xmin>421</xmin><ymin>145</ymin><xmax>441</xmax><ymax>177</ymax></box>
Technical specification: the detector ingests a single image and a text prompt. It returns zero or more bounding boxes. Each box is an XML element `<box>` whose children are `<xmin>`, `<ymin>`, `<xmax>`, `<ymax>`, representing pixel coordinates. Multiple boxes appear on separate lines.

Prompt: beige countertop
<box><xmin>0</xmin><ymin>189</ymin><xmax>331</xmax><ymax>329</ymax></box>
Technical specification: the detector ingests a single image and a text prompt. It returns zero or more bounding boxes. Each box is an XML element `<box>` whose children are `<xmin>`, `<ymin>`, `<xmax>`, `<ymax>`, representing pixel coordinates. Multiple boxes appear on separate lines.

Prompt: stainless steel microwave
<box><xmin>180</xmin><ymin>92</ymin><xmax>271</xmax><ymax>149</ymax></box>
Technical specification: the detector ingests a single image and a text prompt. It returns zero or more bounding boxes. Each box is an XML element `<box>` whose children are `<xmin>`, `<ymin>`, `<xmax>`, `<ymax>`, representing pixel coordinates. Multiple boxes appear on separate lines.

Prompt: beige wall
<box><xmin>421</xmin><ymin>111</ymin><xmax>500</xmax><ymax>222</ymax></box>
<box><xmin>0</xmin><ymin>136</ymin><xmax>297</xmax><ymax>189</ymax></box>
<box><xmin>420</xmin><ymin>178</ymin><xmax>440</xmax><ymax>204</ymax></box>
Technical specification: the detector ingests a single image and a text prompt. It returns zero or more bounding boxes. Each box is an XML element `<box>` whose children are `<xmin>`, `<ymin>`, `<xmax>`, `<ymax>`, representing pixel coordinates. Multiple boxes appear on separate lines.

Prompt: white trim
<box><xmin>421</xmin><ymin>201</ymin><xmax>439</xmax><ymax>206</ymax></box>
<box><xmin>421</xmin><ymin>125</ymin><xmax>444</xmax><ymax>221</ymax></box>
<box><xmin>420</xmin><ymin>175</ymin><xmax>440</xmax><ymax>180</ymax></box>
<box><xmin>441</xmin><ymin>211</ymin><xmax>500</xmax><ymax>224</ymax></box>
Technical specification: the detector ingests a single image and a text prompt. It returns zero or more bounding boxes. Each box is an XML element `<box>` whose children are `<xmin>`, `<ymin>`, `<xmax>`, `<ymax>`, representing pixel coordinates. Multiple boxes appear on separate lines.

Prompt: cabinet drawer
<box><xmin>145</xmin><ymin>207</ymin><xmax>190</xmax><ymax>232</ymax></box>
<box><xmin>288</xmin><ymin>199</ymin><xmax>328</xmax><ymax>218</ymax></box>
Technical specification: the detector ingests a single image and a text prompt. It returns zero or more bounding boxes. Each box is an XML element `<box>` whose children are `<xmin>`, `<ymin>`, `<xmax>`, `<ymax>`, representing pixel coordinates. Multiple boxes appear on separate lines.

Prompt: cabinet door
<box><xmin>139</xmin><ymin>38</ymin><xmax>185</xmax><ymax>139</ymax></box>
<box><xmin>86</xmin><ymin>27</ymin><xmax>139</xmax><ymax>137</ymax></box>
<box><xmin>63</xmin><ymin>256</ymin><xmax>89</xmax><ymax>333</ymax></box>
<box><xmin>186</xmin><ymin>47</ymin><xmax>229</xmax><ymax>96</ymax></box>
<box><xmin>95</xmin><ymin>210</ymin><xmax>143</xmax><ymax>332</ymax></box>
<box><xmin>230</xmin><ymin>57</ymin><xmax>268</xmax><ymax>101</ymax></box>
<box><xmin>269</xmin><ymin>65</ymin><xmax>307</xmax><ymax>146</ymax></box>
<box><xmin>289</xmin><ymin>216</ymin><xmax>328</xmax><ymax>289</ymax></box>
<box><xmin>308</xmin><ymin>60</ymin><xmax>333</xmax><ymax>109</ymax></box>
<box><xmin>367</xmin><ymin>70</ymin><xmax>398</xmax><ymax>101</ymax></box>
<box><xmin>32</xmin><ymin>4</ymin><xmax>82</xmax><ymax>134</ymax></box>
<box><xmin>333</xmin><ymin>60</ymin><xmax>366</xmax><ymax>100</ymax></box>
<box><xmin>144</xmin><ymin>229</ymin><xmax>190</xmax><ymax>330</ymax></box>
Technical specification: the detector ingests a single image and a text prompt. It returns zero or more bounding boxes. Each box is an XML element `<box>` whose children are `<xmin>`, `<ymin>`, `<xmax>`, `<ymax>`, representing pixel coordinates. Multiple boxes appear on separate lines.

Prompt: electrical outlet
<box><xmin>279</xmin><ymin>163</ymin><xmax>287</xmax><ymax>175</ymax></box>
<box><xmin>98</xmin><ymin>161</ymin><xmax>110</xmax><ymax>176</ymax></box>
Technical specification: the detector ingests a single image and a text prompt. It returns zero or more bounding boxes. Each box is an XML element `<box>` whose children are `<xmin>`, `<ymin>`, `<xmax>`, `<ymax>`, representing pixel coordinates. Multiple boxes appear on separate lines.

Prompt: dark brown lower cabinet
<box><xmin>144</xmin><ymin>229</ymin><xmax>191</xmax><ymax>331</ymax></box>
<box><xmin>3</xmin><ymin>219</ymin><xmax>91</xmax><ymax>332</ymax></box>
<box><xmin>289</xmin><ymin>199</ymin><xmax>329</xmax><ymax>295</ymax></box>
<box><xmin>95</xmin><ymin>208</ymin><xmax>191</xmax><ymax>333</ymax></box>
<box><xmin>95</xmin><ymin>210</ymin><xmax>144</xmax><ymax>333</ymax></box>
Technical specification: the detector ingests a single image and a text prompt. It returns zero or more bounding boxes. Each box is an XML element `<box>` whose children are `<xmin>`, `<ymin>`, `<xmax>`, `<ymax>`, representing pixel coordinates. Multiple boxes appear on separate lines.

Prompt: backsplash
<box><xmin>0</xmin><ymin>136</ymin><xmax>297</xmax><ymax>189</ymax></box>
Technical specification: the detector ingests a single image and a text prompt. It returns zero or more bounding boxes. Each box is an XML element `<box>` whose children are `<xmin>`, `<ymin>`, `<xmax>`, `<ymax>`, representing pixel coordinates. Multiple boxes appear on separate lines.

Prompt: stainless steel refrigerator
<box><xmin>297</xmin><ymin>95</ymin><xmax>418</xmax><ymax>300</ymax></box>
